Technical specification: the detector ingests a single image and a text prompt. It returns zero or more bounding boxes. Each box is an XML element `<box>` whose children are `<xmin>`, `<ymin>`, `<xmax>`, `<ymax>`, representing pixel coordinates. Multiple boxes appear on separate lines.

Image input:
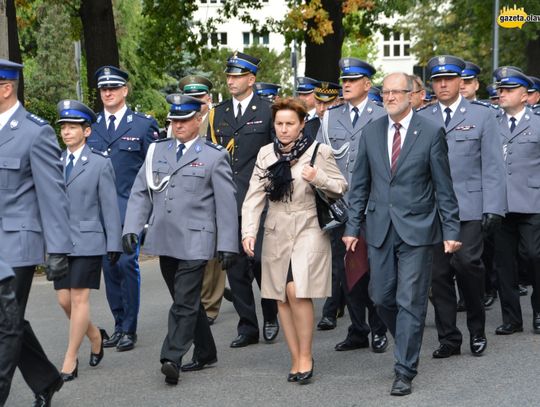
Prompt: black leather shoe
<box><xmin>390</xmin><ymin>374</ymin><xmax>412</xmax><ymax>396</ymax></box>
<box><xmin>60</xmin><ymin>359</ymin><xmax>78</xmax><ymax>382</ymax></box>
<box><xmin>432</xmin><ymin>343</ymin><xmax>461</xmax><ymax>358</ymax></box>
<box><xmin>230</xmin><ymin>334</ymin><xmax>258</xmax><ymax>348</ymax></box>
<box><xmin>456</xmin><ymin>299</ymin><xmax>466</xmax><ymax>312</ymax></box>
<box><xmin>334</xmin><ymin>337</ymin><xmax>369</xmax><ymax>351</ymax></box>
<box><xmin>371</xmin><ymin>334</ymin><xmax>388</xmax><ymax>353</ymax></box>
<box><xmin>181</xmin><ymin>356</ymin><xmax>217</xmax><ymax>372</ymax></box>
<box><xmin>317</xmin><ymin>316</ymin><xmax>337</xmax><ymax>331</ymax></box>
<box><xmin>161</xmin><ymin>360</ymin><xmax>180</xmax><ymax>385</ymax></box>
<box><xmin>533</xmin><ymin>313</ymin><xmax>540</xmax><ymax>334</ymax></box>
<box><xmin>495</xmin><ymin>323</ymin><xmax>523</xmax><ymax>335</ymax></box>
<box><xmin>223</xmin><ymin>287</ymin><xmax>233</xmax><ymax>302</ymax></box>
<box><xmin>519</xmin><ymin>284</ymin><xmax>528</xmax><ymax>296</ymax></box>
<box><xmin>103</xmin><ymin>330</ymin><xmax>122</xmax><ymax>348</ymax></box>
<box><xmin>116</xmin><ymin>333</ymin><xmax>137</xmax><ymax>352</ymax></box>
<box><xmin>297</xmin><ymin>359</ymin><xmax>314</xmax><ymax>385</ymax></box>
<box><xmin>263</xmin><ymin>320</ymin><xmax>279</xmax><ymax>342</ymax></box>
<box><xmin>287</xmin><ymin>372</ymin><xmax>299</xmax><ymax>382</ymax></box>
<box><xmin>90</xmin><ymin>328</ymin><xmax>109</xmax><ymax>367</ymax></box>
<box><xmin>33</xmin><ymin>376</ymin><xmax>63</xmax><ymax>407</ymax></box>
<box><xmin>470</xmin><ymin>335</ymin><xmax>487</xmax><ymax>356</ymax></box>
<box><xmin>483</xmin><ymin>294</ymin><xmax>497</xmax><ymax>308</ymax></box>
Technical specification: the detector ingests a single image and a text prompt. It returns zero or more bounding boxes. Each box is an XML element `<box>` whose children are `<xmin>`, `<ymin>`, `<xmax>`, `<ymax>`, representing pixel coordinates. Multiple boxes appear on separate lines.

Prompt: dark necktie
<box><xmin>176</xmin><ymin>143</ymin><xmax>185</xmax><ymax>162</ymax></box>
<box><xmin>108</xmin><ymin>115</ymin><xmax>116</xmax><ymax>139</ymax></box>
<box><xmin>509</xmin><ymin>117</ymin><xmax>516</xmax><ymax>133</ymax></box>
<box><xmin>352</xmin><ymin>106</ymin><xmax>359</xmax><ymax>127</ymax></box>
<box><xmin>444</xmin><ymin>107</ymin><xmax>452</xmax><ymax>127</ymax></box>
<box><xmin>236</xmin><ymin>103</ymin><xmax>242</xmax><ymax>122</ymax></box>
<box><xmin>65</xmin><ymin>153</ymin><xmax>75</xmax><ymax>182</ymax></box>
<box><xmin>391</xmin><ymin>123</ymin><xmax>402</xmax><ymax>175</ymax></box>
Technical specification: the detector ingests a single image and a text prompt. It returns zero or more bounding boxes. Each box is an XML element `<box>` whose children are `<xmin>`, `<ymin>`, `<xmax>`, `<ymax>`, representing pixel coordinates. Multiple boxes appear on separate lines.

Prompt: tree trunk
<box><xmin>526</xmin><ymin>37</ymin><xmax>540</xmax><ymax>77</ymax></box>
<box><xmin>6</xmin><ymin>0</ymin><xmax>24</xmax><ymax>102</ymax></box>
<box><xmin>304</xmin><ymin>0</ymin><xmax>344</xmax><ymax>83</ymax></box>
<box><xmin>80</xmin><ymin>0</ymin><xmax>119</xmax><ymax>111</ymax></box>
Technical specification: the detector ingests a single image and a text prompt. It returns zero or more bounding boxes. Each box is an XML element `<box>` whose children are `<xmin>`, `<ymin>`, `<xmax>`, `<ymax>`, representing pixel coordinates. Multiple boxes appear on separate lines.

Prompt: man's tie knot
<box><xmin>352</xmin><ymin>106</ymin><xmax>360</xmax><ymax>127</ymax></box>
<box><xmin>176</xmin><ymin>143</ymin><xmax>185</xmax><ymax>162</ymax></box>
<box><xmin>510</xmin><ymin>117</ymin><xmax>517</xmax><ymax>133</ymax></box>
<box><xmin>444</xmin><ymin>107</ymin><xmax>452</xmax><ymax>127</ymax></box>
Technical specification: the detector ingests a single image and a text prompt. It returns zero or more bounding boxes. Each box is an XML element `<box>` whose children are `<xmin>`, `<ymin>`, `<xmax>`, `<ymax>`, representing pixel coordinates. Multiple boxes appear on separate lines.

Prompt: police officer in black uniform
<box><xmin>208</xmin><ymin>51</ymin><xmax>279</xmax><ymax>347</ymax></box>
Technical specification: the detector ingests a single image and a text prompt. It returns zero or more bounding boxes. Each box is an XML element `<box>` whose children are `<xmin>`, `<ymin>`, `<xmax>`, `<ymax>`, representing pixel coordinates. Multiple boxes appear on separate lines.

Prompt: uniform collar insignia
<box><xmin>195</xmin><ymin>144</ymin><xmax>202</xmax><ymax>153</ymax></box>
<box><xmin>460</xmin><ymin>107</ymin><xmax>466</xmax><ymax>113</ymax></box>
<box><xmin>168</xmin><ymin>142</ymin><xmax>173</xmax><ymax>149</ymax></box>
<box><xmin>97</xmin><ymin>115</ymin><xmax>102</xmax><ymax>123</ymax></box>
<box><xmin>525</xmin><ymin>114</ymin><xmax>530</xmax><ymax>120</ymax></box>
<box><xmin>432</xmin><ymin>106</ymin><xmax>438</xmax><ymax>113</ymax></box>
<box><xmin>252</xmin><ymin>105</ymin><xmax>257</xmax><ymax>110</ymax></box>
<box><xmin>127</xmin><ymin>114</ymin><xmax>133</xmax><ymax>123</ymax></box>
<box><xmin>367</xmin><ymin>106</ymin><xmax>372</xmax><ymax>113</ymax></box>
<box><xmin>9</xmin><ymin>119</ymin><xmax>18</xmax><ymax>129</ymax></box>
<box><xmin>413</xmin><ymin>130</ymin><xmax>418</xmax><ymax>135</ymax></box>
<box><xmin>81</xmin><ymin>156</ymin><xmax>88</xmax><ymax>161</ymax></box>
<box><xmin>225</xmin><ymin>107</ymin><xmax>230</xmax><ymax>112</ymax></box>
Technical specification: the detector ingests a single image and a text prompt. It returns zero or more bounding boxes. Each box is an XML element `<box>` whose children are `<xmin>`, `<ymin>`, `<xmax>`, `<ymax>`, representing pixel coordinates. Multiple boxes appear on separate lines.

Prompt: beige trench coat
<box><xmin>242</xmin><ymin>142</ymin><xmax>348</xmax><ymax>301</ymax></box>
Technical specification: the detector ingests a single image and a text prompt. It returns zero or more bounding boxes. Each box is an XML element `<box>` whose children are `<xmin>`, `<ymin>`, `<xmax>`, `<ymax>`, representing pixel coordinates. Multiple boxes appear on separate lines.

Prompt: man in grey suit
<box><xmin>418</xmin><ymin>55</ymin><xmax>506</xmax><ymax>358</ymax></box>
<box><xmin>491</xmin><ymin>67</ymin><xmax>540</xmax><ymax>335</ymax></box>
<box><xmin>343</xmin><ymin>72</ymin><xmax>461</xmax><ymax>396</ymax></box>
<box><xmin>317</xmin><ymin>57</ymin><xmax>388</xmax><ymax>354</ymax></box>
<box><xmin>0</xmin><ymin>59</ymin><xmax>71</xmax><ymax>405</ymax></box>
<box><xmin>122</xmin><ymin>94</ymin><xmax>238</xmax><ymax>385</ymax></box>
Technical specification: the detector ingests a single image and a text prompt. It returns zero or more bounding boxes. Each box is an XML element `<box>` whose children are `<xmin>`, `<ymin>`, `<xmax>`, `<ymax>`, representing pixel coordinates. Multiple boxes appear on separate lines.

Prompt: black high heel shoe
<box><xmin>287</xmin><ymin>372</ymin><xmax>299</xmax><ymax>382</ymax></box>
<box><xmin>89</xmin><ymin>328</ymin><xmax>109</xmax><ymax>367</ymax></box>
<box><xmin>60</xmin><ymin>359</ymin><xmax>78</xmax><ymax>382</ymax></box>
<box><xmin>297</xmin><ymin>359</ymin><xmax>314</xmax><ymax>385</ymax></box>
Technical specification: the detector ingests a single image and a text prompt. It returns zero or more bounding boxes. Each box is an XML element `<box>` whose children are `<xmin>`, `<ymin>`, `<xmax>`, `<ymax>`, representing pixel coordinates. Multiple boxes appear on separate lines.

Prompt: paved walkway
<box><xmin>8</xmin><ymin>258</ymin><xmax>540</xmax><ymax>406</ymax></box>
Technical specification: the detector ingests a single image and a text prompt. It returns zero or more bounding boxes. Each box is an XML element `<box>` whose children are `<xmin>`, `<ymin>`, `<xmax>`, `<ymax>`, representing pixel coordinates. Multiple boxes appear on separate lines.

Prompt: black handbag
<box><xmin>309</xmin><ymin>143</ymin><xmax>348</xmax><ymax>231</ymax></box>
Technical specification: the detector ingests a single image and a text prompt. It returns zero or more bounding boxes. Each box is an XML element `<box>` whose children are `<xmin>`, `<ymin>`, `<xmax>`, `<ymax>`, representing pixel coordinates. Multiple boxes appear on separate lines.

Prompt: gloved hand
<box><xmin>482</xmin><ymin>213</ymin><xmax>503</xmax><ymax>236</ymax></box>
<box><xmin>218</xmin><ymin>251</ymin><xmax>237</xmax><ymax>270</ymax></box>
<box><xmin>122</xmin><ymin>233</ymin><xmax>139</xmax><ymax>255</ymax></box>
<box><xmin>45</xmin><ymin>254</ymin><xmax>69</xmax><ymax>281</ymax></box>
<box><xmin>107</xmin><ymin>251</ymin><xmax>122</xmax><ymax>266</ymax></box>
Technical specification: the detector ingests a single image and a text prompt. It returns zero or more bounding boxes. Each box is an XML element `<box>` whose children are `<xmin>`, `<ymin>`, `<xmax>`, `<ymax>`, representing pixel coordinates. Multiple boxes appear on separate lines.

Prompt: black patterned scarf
<box><xmin>260</xmin><ymin>132</ymin><xmax>314</xmax><ymax>202</ymax></box>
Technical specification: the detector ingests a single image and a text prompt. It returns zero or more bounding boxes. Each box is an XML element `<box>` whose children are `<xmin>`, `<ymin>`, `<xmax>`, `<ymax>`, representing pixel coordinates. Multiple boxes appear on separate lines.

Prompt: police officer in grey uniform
<box><xmin>318</xmin><ymin>57</ymin><xmax>388</xmax><ymax>353</ymax></box>
<box><xmin>417</xmin><ymin>55</ymin><xmax>506</xmax><ymax>357</ymax></box>
<box><xmin>0</xmin><ymin>256</ymin><xmax>19</xmax><ymax>406</ymax></box>
<box><xmin>492</xmin><ymin>68</ymin><xmax>540</xmax><ymax>335</ymax></box>
<box><xmin>122</xmin><ymin>94</ymin><xmax>238</xmax><ymax>385</ymax></box>
<box><xmin>527</xmin><ymin>75</ymin><xmax>540</xmax><ymax>111</ymax></box>
<box><xmin>0</xmin><ymin>59</ymin><xmax>71</xmax><ymax>406</ymax></box>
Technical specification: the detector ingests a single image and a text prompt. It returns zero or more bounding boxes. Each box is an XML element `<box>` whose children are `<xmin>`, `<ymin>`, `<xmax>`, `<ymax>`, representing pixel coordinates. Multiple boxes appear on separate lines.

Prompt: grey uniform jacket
<box><xmin>319</xmin><ymin>100</ymin><xmax>386</xmax><ymax>190</ymax></box>
<box><xmin>62</xmin><ymin>144</ymin><xmax>122</xmax><ymax>256</ymax></box>
<box><xmin>498</xmin><ymin>108</ymin><xmax>540</xmax><ymax>214</ymax></box>
<box><xmin>417</xmin><ymin>98</ymin><xmax>506</xmax><ymax>221</ymax></box>
<box><xmin>123</xmin><ymin>137</ymin><xmax>239</xmax><ymax>260</ymax></box>
<box><xmin>0</xmin><ymin>104</ymin><xmax>71</xmax><ymax>267</ymax></box>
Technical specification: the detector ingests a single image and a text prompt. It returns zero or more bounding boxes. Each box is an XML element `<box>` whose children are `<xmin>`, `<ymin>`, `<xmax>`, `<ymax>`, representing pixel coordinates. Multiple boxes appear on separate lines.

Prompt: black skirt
<box><xmin>54</xmin><ymin>256</ymin><xmax>102</xmax><ymax>290</ymax></box>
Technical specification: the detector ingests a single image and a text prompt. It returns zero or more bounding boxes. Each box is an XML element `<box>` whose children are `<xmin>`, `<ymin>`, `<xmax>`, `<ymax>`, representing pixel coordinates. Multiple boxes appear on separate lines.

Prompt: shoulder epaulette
<box><xmin>471</xmin><ymin>100</ymin><xmax>491</xmax><ymax>108</ymax></box>
<box><xmin>154</xmin><ymin>137</ymin><xmax>171</xmax><ymax>143</ymax></box>
<box><xmin>91</xmin><ymin>149</ymin><xmax>108</xmax><ymax>158</ymax></box>
<box><xmin>535</xmin><ymin>110</ymin><xmax>540</xmax><ymax>116</ymax></box>
<box><xmin>26</xmin><ymin>113</ymin><xmax>48</xmax><ymax>126</ymax></box>
<box><xmin>328</xmin><ymin>103</ymin><xmax>344</xmax><ymax>111</ymax></box>
<box><xmin>134</xmin><ymin>111</ymin><xmax>154</xmax><ymax>121</ymax></box>
<box><xmin>205</xmin><ymin>140</ymin><xmax>224</xmax><ymax>150</ymax></box>
<box><xmin>415</xmin><ymin>104</ymin><xmax>430</xmax><ymax>112</ymax></box>
<box><xmin>258</xmin><ymin>96</ymin><xmax>273</xmax><ymax>104</ymax></box>
<box><xmin>211</xmin><ymin>100</ymin><xmax>228</xmax><ymax>110</ymax></box>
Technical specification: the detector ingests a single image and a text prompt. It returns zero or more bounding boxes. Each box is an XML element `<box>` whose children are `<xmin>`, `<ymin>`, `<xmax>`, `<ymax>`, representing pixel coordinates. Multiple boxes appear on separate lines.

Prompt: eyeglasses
<box><xmin>381</xmin><ymin>89</ymin><xmax>411</xmax><ymax>97</ymax></box>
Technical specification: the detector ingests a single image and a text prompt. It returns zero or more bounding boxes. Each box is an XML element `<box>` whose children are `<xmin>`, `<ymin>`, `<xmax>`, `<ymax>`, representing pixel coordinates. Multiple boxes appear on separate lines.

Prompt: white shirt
<box><xmin>506</xmin><ymin>107</ymin><xmax>526</xmax><ymax>129</ymax></box>
<box><xmin>176</xmin><ymin>138</ymin><xmax>197</xmax><ymax>155</ymax></box>
<box><xmin>348</xmin><ymin>98</ymin><xmax>368</xmax><ymax>124</ymax></box>
<box><xmin>65</xmin><ymin>145</ymin><xmax>85</xmax><ymax>166</ymax></box>
<box><xmin>0</xmin><ymin>101</ymin><xmax>20</xmax><ymax>131</ymax></box>
<box><xmin>387</xmin><ymin>109</ymin><xmax>413</xmax><ymax>164</ymax></box>
<box><xmin>232</xmin><ymin>92</ymin><xmax>254</xmax><ymax>118</ymax></box>
<box><xmin>438</xmin><ymin>95</ymin><xmax>462</xmax><ymax>123</ymax></box>
<box><xmin>307</xmin><ymin>108</ymin><xmax>317</xmax><ymax>121</ymax></box>
<box><xmin>104</xmin><ymin>104</ymin><xmax>127</xmax><ymax>130</ymax></box>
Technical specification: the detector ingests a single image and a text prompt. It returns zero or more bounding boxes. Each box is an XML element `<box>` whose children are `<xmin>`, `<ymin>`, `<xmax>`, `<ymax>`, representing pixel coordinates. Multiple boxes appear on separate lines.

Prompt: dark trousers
<box><xmin>326</xmin><ymin>225</ymin><xmax>385</xmax><ymax>339</ymax></box>
<box><xmin>368</xmin><ymin>224</ymin><xmax>434</xmax><ymax>380</ymax></box>
<box><xmin>431</xmin><ymin>221</ymin><xmax>486</xmax><ymax>345</ymax></box>
<box><xmin>0</xmin><ymin>277</ymin><xmax>21</xmax><ymax>405</ymax></box>
<box><xmin>10</xmin><ymin>267</ymin><xmax>60</xmax><ymax>395</ymax></box>
<box><xmin>102</xmin><ymin>246</ymin><xmax>140</xmax><ymax>334</ymax></box>
<box><xmin>494</xmin><ymin>213</ymin><xmax>540</xmax><ymax>325</ymax></box>
<box><xmin>227</xmin><ymin>217</ymin><xmax>277</xmax><ymax>338</ymax></box>
<box><xmin>159</xmin><ymin>257</ymin><xmax>216</xmax><ymax>364</ymax></box>
<box><xmin>482</xmin><ymin>234</ymin><xmax>498</xmax><ymax>296</ymax></box>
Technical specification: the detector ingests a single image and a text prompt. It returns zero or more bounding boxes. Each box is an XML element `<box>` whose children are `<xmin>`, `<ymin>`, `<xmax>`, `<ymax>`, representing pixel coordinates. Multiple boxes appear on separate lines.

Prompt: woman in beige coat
<box><xmin>242</xmin><ymin>98</ymin><xmax>347</xmax><ymax>384</ymax></box>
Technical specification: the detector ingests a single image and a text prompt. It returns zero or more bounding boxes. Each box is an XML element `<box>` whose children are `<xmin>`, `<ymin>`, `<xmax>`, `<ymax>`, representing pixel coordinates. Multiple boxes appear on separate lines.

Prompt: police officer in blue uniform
<box><xmin>0</xmin><ymin>58</ymin><xmax>71</xmax><ymax>406</ymax></box>
<box><xmin>88</xmin><ymin>65</ymin><xmax>159</xmax><ymax>352</ymax></box>
<box><xmin>460</xmin><ymin>61</ymin><xmax>481</xmax><ymax>101</ymax></box>
<box><xmin>254</xmin><ymin>82</ymin><xmax>281</xmax><ymax>102</ymax></box>
<box><xmin>527</xmin><ymin>75</ymin><xmax>540</xmax><ymax>111</ymax></box>
<box><xmin>492</xmin><ymin>68</ymin><xmax>540</xmax><ymax>335</ymax></box>
<box><xmin>418</xmin><ymin>55</ymin><xmax>506</xmax><ymax>358</ymax></box>
<box><xmin>208</xmin><ymin>52</ymin><xmax>279</xmax><ymax>347</ymax></box>
<box><xmin>296</xmin><ymin>77</ymin><xmax>319</xmax><ymax>120</ymax></box>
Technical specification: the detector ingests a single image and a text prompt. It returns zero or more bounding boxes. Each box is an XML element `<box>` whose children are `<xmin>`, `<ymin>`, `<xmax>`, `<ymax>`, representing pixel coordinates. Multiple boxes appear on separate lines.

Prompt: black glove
<box><xmin>45</xmin><ymin>254</ymin><xmax>68</xmax><ymax>281</ymax></box>
<box><xmin>107</xmin><ymin>251</ymin><xmax>122</xmax><ymax>266</ymax></box>
<box><xmin>482</xmin><ymin>213</ymin><xmax>503</xmax><ymax>236</ymax></box>
<box><xmin>218</xmin><ymin>251</ymin><xmax>237</xmax><ymax>270</ymax></box>
<box><xmin>122</xmin><ymin>233</ymin><xmax>139</xmax><ymax>255</ymax></box>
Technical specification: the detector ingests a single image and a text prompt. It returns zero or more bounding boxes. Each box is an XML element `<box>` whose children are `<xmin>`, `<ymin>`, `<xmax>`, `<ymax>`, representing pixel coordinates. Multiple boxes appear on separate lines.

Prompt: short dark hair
<box><xmin>271</xmin><ymin>97</ymin><xmax>307</xmax><ymax>122</ymax></box>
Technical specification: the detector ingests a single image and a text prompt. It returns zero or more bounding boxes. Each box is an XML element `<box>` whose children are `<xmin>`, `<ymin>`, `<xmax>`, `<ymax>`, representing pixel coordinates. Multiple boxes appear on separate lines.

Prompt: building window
<box><xmin>243</xmin><ymin>32</ymin><xmax>250</xmax><ymax>46</ymax></box>
<box><xmin>382</xmin><ymin>30</ymin><xmax>411</xmax><ymax>58</ymax></box>
<box><xmin>203</xmin><ymin>32</ymin><xmax>227</xmax><ymax>47</ymax></box>
<box><xmin>243</xmin><ymin>32</ymin><xmax>269</xmax><ymax>46</ymax></box>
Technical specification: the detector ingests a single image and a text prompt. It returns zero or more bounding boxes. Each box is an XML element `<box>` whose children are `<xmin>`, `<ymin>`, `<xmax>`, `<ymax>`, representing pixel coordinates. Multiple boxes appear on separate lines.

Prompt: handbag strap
<box><xmin>309</xmin><ymin>142</ymin><xmax>320</xmax><ymax>167</ymax></box>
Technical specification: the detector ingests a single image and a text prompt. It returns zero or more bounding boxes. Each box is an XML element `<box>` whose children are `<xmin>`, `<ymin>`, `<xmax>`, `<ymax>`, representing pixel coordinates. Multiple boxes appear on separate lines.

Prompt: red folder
<box><xmin>344</xmin><ymin>235</ymin><xmax>369</xmax><ymax>292</ymax></box>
